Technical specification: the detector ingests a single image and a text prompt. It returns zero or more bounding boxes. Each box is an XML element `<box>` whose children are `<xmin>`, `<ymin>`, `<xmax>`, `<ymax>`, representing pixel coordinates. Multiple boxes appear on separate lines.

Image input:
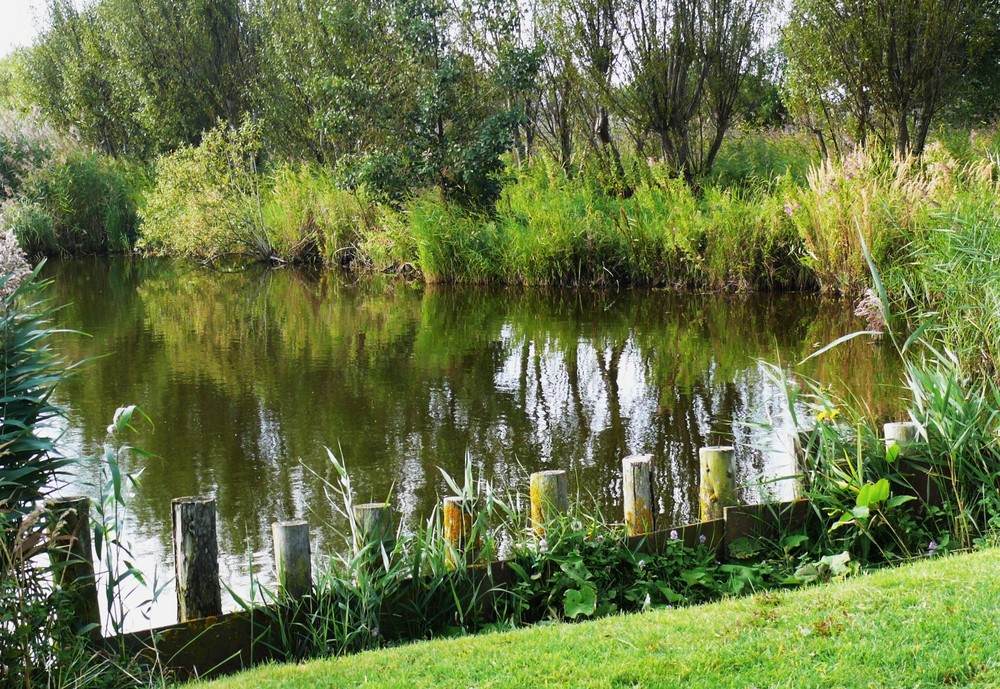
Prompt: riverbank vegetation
<box><xmin>201</xmin><ymin>548</ymin><xmax>1000</xmax><ymax>689</ymax></box>
<box><xmin>4</xmin><ymin>0</ymin><xmax>1000</xmax><ymax>686</ymax></box>
<box><xmin>0</xmin><ymin>0</ymin><xmax>996</xmax><ymax>293</ymax></box>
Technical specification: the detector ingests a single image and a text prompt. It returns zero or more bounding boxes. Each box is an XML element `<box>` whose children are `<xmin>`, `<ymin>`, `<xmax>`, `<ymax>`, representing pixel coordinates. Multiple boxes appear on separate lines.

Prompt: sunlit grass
<box><xmin>199</xmin><ymin>548</ymin><xmax>1000</xmax><ymax>689</ymax></box>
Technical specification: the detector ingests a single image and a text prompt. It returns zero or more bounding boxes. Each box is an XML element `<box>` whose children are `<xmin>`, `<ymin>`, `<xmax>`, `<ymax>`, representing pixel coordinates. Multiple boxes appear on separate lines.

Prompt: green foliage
<box><xmin>384</xmin><ymin>153</ymin><xmax>809</xmax><ymax>289</ymax></box>
<box><xmin>505</xmin><ymin>520</ymin><xmax>736</xmax><ymax>625</ymax></box>
<box><xmin>897</xmin><ymin>177</ymin><xmax>1000</xmax><ymax>377</ymax></box>
<box><xmin>245</xmin><ymin>451</ymin><xmax>799</xmax><ymax>666</ymax></box>
<box><xmin>767</xmin><ymin>235</ymin><xmax>1000</xmax><ymax>564</ymax></box>
<box><xmin>142</xmin><ymin>133</ymin><xmax>381</xmax><ymax>266</ymax></box>
<box><xmin>784</xmin><ymin>0</ymin><xmax>995</xmax><ymax>156</ymax></box>
<box><xmin>408</xmin><ymin>190</ymin><xmax>502</xmax><ymax>283</ymax></box>
<box><xmin>773</xmin><ymin>348</ymin><xmax>1000</xmax><ymax>564</ymax></box>
<box><xmin>0</xmin><ymin>112</ymin><xmax>54</xmax><ymax>201</ymax></box>
<box><xmin>138</xmin><ymin>121</ymin><xmax>268</xmax><ymax>262</ymax></box>
<box><xmin>708</xmin><ymin>128</ymin><xmax>818</xmax><ymax>191</ymax></box>
<box><xmin>5</xmin><ymin>150</ymin><xmax>139</xmax><ymax>256</ymax></box>
<box><xmin>261</xmin><ymin>165</ymin><xmax>372</xmax><ymax>267</ymax></box>
<box><xmin>0</xmin><ymin>266</ymin><xmax>71</xmax><ymax>516</ymax></box>
<box><xmin>25</xmin><ymin>0</ymin><xmax>257</xmax><ymax>156</ymax></box>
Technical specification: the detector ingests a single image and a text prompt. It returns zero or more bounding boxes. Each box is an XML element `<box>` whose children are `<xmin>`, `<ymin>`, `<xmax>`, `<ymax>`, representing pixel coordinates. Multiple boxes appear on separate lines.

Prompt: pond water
<box><xmin>43</xmin><ymin>258</ymin><xmax>902</xmax><ymax>630</ymax></box>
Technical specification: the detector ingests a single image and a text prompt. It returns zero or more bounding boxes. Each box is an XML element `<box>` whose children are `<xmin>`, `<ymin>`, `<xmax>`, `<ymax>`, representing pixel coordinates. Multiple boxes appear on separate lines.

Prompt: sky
<box><xmin>0</xmin><ymin>0</ymin><xmax>44</xmax><ymax>58</ymax></box>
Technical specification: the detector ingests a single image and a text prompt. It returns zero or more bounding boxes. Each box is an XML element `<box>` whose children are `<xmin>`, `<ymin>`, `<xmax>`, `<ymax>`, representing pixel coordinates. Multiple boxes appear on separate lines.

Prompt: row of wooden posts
<box><xmin>47</xmin><ymin>421</ymin><xmax>922</xmax><ymax>633</ymax></box>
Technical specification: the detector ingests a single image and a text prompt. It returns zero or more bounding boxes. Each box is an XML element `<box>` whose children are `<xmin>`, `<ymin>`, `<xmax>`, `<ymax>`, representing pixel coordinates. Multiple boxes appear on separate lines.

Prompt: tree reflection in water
<box><xmin>44</xmin><ymin>257</ymin><xmax>901</xmax><ymax>628</ymax></box>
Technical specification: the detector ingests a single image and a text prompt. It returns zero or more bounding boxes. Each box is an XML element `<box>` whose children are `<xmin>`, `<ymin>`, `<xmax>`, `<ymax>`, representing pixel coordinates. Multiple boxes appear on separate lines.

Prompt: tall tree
<box><xmin>785</xmin><ymin>0</ymin><xmax>997</xmax><ymax>156</ymax></box>
<box><xmin>25</xmin><ymin>0</ymin><xmax>257</xmax><ymax>155</ymax></box>
<box><xmin>614</xmin><ymin>0</ymin><xmax>769</xmax><ymax>181</ymax></box>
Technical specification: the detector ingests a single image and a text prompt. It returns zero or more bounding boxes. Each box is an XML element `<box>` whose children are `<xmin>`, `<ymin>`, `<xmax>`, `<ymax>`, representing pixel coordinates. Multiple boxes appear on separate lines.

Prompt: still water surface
<box><xmin>43</xmin><ymin>258</ymin><xmax>901</xmax><ymax>629</ymax></box>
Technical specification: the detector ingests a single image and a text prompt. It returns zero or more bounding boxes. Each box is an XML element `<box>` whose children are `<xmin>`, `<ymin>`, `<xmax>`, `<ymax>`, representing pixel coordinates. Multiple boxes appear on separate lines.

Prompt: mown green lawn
<box><xmin>200</xmin><ymin>550</ymin><xmax>1000</xmax><ymax>689</ymax></box>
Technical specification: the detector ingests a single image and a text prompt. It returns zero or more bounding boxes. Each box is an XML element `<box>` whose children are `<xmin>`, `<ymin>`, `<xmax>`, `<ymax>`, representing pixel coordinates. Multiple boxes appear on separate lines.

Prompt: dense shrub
<box><xmin>4</xmin><ymin>150</ymin><xmax>139</xmax><ymax>256</ymax></box>
<box><xmin>141</xmin><ymin>125</ymin><xmax>379</xmax><ymax>267</ymax></box>
<box><xmin>0</xmin><ymin>114</ymin><xmax>53</xmax><ymax>201</ymax></box>
<box><xmin>261</xmin><ymin>164</ymin><xmax>372</xmax><ymax>267</ymax></box>
<box><xmin>138</xmin><ymin>121</ymin><xmax>265</xmax><ymax>261</ymax></box>
<box><xmin>708</xmin><ymin>128</ymin><xmax>819</xmax><ymax>191</ymax></box>
<box><xmin>395</xmin><ymin>154</ymin><xmax>810</xmax><ymax>289</ymax></box>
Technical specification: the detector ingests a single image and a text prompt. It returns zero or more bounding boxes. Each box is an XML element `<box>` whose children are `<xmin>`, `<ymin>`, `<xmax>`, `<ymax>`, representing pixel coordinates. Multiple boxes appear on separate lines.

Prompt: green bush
<box><xmin>261</xmin><ymin>164</ymin><xmax>372</xmax><ymax>267</ymax></box>
<box><xmin>140</xmin><ymin>128</ymin><xmax>381</xmax><ymax>267</ymax></box>
<box><xmin>5</xmin><ymin>150</ymin><xmax>139</xmax><ymax>256</ymax></box>
<box><xmin>701</xmin><ymin>184</ymin><xmax>810</xmax><ymax>291</ymax></box>
<box><xmin>139</xmin><ymin>121</ymin><xmax>267</xmax><ymax>261</ymax></box>
<box><xmin>708</xmin><ymin>128</ymin><xmax>818</xmax><ymax>191</ymax></box>
<box><xmin>0</xmin><ymin>119</ymin><xmax>51</xmax><ymax>201</ymax></box>
<box><xmin>408</xmin><ymin>189</ymin><xmax>502</xmax><ymax>283</ymax></box>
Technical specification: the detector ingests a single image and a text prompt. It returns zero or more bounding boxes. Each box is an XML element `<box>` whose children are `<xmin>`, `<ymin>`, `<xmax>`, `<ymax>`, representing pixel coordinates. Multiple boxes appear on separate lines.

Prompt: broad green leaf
<box><xmin>886</xmin><ymin>495</ymin><xmax>917</xmax><ymax>508</ymax></box>
<box><xmin>564</xmin><ymin>585</ymin><xmax>597</xmax><ymax>619</ymax></box>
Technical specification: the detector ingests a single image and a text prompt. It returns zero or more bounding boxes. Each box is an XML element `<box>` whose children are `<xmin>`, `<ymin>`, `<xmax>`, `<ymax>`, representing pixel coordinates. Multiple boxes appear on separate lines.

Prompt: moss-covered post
<box><xmin>271</xmin><ymin>520</ymin><xmax>312</xmax><ymax>600</ymax></box>
<box><xmin>442</xmin><ymin>496</ymin><xmax>477</xmax><ymax>567</ymax></box>
<box><xmin>530</xmin><ymin>470</ymin><xmax>568</xmax><ymax>536</ymax></box>
<box><xmin>699</xmin><ymin>446</ymin><xmax>737</xmax><ymax>521</ymax></box>
<box><xmin>172</xmin><ymin>496</ymin><xmax>222</xmax><ymax>622</ymax></box>
<box><xmin>352</xmin><ymin>502</ymin><xmax>395</xmax><ymax>557</ymax></box>
<box><xmin>622</xmin><ymin>454</ymin><xmax>655</xmax><ymax>536</ymax></box>
<box><xmin>46</xmin><ymin>496</ymin><xmax>100</xmax><ymax>639</ymax></box>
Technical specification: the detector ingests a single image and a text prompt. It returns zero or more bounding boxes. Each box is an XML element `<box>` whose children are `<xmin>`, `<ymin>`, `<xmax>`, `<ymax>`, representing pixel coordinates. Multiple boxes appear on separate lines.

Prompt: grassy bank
<box><xmin>199</xmin><ymin>548</ymin><xmax>1000</xmax><ymax>689</ymax></box>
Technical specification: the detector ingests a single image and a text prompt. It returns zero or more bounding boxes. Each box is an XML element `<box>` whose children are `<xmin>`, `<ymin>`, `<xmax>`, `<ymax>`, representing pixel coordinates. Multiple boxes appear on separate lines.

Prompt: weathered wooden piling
<box><xmin>442</xmin><ymin>496</ymin><xmax>476</xmax><ymax>567</ymax></box>
<box><xmin>884</xmin><ymin>421</ymin><xmax>919</xmax><ymax>452</ymax></box>
<box><xmin>529</xmin><ymin>470</ymin><xmax>568</xmax><ymax>536</ymax></box>
<box><xmin>172</xmin><ymin>496</ymin><xmax>222</xmax><ymax>622</ymax></box>
<box><xmin>782</xmin><ymin>429</ymin><xmax>813</xmax><ymax>499</ymax></box>
<box><xmin>622</xmin><ymin>454</ymin><xmax>655</xmax><ymax>536</ymax></box>
<box><xmin>699</xmin><ymin>446</ymin><xmax>737</xmax><ymax>521</ymax></box>
<box><xmin>884</xmin><ymin>421</ymin><xmax>938</xmax><ymax>505</ymax></box>
<box><xmin>46</xmin><ymin>496</ymin><xmax>100</xmax><ymax>637</ymax></box>
<box><xmin>352</xmin><ymin>502</ymin><xmax>394</xmax><ymax>555</ymax></box>
<box><xmin>271</xmin><ymin>520</ymin><xmax>312</xmax><ymax>600</ymax></box>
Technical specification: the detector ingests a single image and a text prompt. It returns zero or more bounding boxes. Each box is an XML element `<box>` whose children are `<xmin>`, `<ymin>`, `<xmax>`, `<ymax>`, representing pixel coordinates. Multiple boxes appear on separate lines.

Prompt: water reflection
<box><xmin>43</xmin><ymin>258</ymin><xmax>902</xmax><ymax>628</ymax></box>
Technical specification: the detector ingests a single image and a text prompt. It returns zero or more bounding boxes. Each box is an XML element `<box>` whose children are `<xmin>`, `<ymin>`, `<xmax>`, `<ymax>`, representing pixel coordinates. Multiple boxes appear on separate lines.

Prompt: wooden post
<box><xmin>271</xmin><ymin>520</ymin><xmax>312</xmax><ymax>600</ymax></box>
<box><xmin>442</xmin><ymin>496</ymin><xmax>476</xmax><ymax>567</ymax></box>
<box><xmin>884</xmin><ymin>421</ymin><xmax>919</xmax><ymax>452</ymax></box>
<box><xmin>529</xmin><ymin>470</ymin><xmax>568</xmax><ymax>536</ymax></box>
<box><xmin>699</xmin><ymin>446</ymin><xmax>737</xmax><ymax>521</ymax></box>
<box><xmin>884</xmin><ymin>421</ymin><xmax>937</xmax><ymax>505</ymax></box>
<box><xmin>782</xmin><ymin>429</ymin><xmax>813</xmax><ymax>499</ymax></box>
<box><xmin>172</xmin><ymin>496</ymin><xmax>222</xmax><ymax>622</ymax></box>
<box><xmin>46</xmin><ymin>496</ymin><xmax>100</xmax><ymax>638</ymax></box>
<box><xmin>352</xmin><ymin>502</ymin><xmax>394</xmax><ymax>556</ymax></box>
<box><xmin>622</xmin><ymin>454</ymin><xmax>655</xmax><ymax>536</ymax></box>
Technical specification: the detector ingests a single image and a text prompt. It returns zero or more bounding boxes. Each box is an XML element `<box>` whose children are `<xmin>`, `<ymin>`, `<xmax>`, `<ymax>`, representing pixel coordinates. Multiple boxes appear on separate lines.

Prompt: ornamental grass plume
<box><xmin>0</xmin><ymin>224</ymin><xmax>31</xmax><ymax>302</ymax></box>
<box><xmin>854</xmin><ymin>287</ymin><xmax>886</xmax><ymax>338</ymax></box>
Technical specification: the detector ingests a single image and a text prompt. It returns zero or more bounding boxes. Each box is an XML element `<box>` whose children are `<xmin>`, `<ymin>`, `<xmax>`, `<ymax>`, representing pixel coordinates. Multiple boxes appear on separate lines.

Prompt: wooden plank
<box><xmin>723</xmin><ymin>499</ymin><xmax>813</xmax><ymax>554</ymax></box>
<box><xmin>116</xmin><ymin>610</ymin><xmax>272</xmax><ymax>680</ymax></box>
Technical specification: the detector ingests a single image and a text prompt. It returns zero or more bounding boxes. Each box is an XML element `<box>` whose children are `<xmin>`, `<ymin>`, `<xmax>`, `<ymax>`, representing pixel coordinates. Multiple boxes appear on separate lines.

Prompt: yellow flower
<box><xmin>817</xmin><ymin>408</ymin><xmax>841</xmax><ymax>423</ymax></box>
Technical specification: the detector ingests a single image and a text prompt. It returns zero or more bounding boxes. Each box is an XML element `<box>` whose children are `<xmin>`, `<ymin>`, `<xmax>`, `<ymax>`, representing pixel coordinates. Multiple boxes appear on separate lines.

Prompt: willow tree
<box><xmin>613</xmin><ymin>0</ymin><xmax>770</xmax><ymax>182</ymax></box>
<box><xmin>785</xmin><ymin>0</ymin><xmax>997</xmax><ymax>156</ymax></box>
<box><xmin>25</xmin><ymin>0</ymin><xmax>257</xmax><ymax>155</ymax></box>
